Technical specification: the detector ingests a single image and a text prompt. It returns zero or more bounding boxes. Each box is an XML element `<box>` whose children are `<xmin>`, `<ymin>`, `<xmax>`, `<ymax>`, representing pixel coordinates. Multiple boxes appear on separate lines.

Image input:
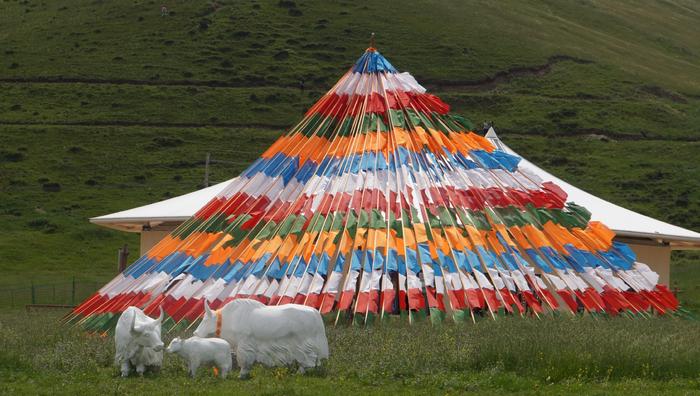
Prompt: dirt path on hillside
<box><xmin>0</xmin><ymin>55</ymin><xmax>592</xmax><ymax>92</ymax></box>
<box><xmin>421</xmin><ymin>55</ymin><xmax>593</xmax><ymax>92</ymax></box>
<box><xmin>0</xmin><ymin>120</ymin><xmax>694</xmax><ymax>142</ymax></box>
<box><xmin>0</xmin><ymin>120</ymin><xmax>287</xmax><ymax>129</ymax></box>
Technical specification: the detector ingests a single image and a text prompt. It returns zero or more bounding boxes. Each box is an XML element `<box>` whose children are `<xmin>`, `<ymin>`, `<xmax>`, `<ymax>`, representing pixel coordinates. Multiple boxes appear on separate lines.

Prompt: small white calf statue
<box><xmin>194</xmin><ymin>299</ymin><xmax>329</xmax><ymax>379</ymax></box>
<box><xmin>167</xmin><ymin>336</ymin><xmax>233</xmax><ymax>378</ymax></box>
<box><xmin>114</xmin><ymin>306</ymin><xmax>165</xmax><ymax>377</ymax></box>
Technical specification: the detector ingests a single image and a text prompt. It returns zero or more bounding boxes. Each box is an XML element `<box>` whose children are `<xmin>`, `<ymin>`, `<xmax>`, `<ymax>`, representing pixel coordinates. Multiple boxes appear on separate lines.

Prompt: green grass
<box><xmin>2</xmin><ymin>1</ymin><xmax>699</xmax><ymax>92</ymax></box>
<box><xmin>1</xmin><ymin>310</ymin><xmax>699</xmax><ymax>395</ymax></box>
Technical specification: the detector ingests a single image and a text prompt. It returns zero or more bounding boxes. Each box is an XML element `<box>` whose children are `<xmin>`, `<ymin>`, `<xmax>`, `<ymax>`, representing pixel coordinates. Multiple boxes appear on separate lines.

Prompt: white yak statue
<box><xmin>194</xmin><ymin>299</ymin><xmax>329</xmax><ymax>379</ymax></box>
<box><xmin>167</xmin><ymin>336</ymin><xmax>233</xmax><ymax>378</ymax></box>
<box><xmin>115</xmin><ymin>306</ymin><xmax>165</xmax><ymax>377</ymax></box>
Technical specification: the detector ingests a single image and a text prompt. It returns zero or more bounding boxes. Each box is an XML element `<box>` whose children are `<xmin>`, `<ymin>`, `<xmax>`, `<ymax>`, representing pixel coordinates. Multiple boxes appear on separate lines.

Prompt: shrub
<box><xmin>149</xmin><ymin>136</ymin><xmax>184</xmax><ymax>149</ymax></box>
<box><xmin>278</xmin><ymin>0</ymin><xmax>296</xmax><ymax>8</ymax></box>
<box><xmin>0</xmin><ymin>151</ymin><xmax>25</xmax><ymax>162</ymax></box>
<box><xmin>42</xmin><ymin>182</ymin><xmax>61</xmax><ymax>192</ymax></box>
<box><xmin>26</xmin><ymin>218</ymin><xmax>58</xmax><ymax>233</ymax></box>
<box><xmin>274</xmin><ymin>50</ymin><xmax>289</xmax><ymax>60</ymax></box>
<box><xmin>232</xmin><ymin>31</ymin><xmax>250</xmax><ymax>39</ymax></box>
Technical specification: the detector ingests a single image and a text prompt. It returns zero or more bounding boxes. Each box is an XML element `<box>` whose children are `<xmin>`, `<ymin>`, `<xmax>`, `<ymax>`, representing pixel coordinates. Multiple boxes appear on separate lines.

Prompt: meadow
<box><xmin>1</xmin><ymin>0</ymin><xmax>699</xmax><ymax>394</ymax></box>
<box><xmin>1</xmin><ymin>310</ymin><xmax>699</xmax><ymax>395</ymax></box>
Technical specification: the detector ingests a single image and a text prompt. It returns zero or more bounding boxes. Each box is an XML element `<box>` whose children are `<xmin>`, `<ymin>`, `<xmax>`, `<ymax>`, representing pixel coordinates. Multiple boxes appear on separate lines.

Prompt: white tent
<box><xmin>91</xmin><ymin>129</ymin><xmax>700</xmax><ymax>285</ymax></box>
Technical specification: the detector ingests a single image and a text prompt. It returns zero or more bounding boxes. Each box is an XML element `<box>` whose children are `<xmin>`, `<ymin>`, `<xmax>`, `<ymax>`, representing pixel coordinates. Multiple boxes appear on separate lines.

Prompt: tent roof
<box><xmin>91</xmin><ymin>130</ymin><xmax>700</xmax><ymax>248</ymax></box>
<box><xmin>485</xmin><ymin>128</ymin><xmax>700</xmax><ymax>249</ymax></box>
<box><xmin>90</xmin><ymin>180</ymin><xmax>231</xmax><ymax>232</ymax></box>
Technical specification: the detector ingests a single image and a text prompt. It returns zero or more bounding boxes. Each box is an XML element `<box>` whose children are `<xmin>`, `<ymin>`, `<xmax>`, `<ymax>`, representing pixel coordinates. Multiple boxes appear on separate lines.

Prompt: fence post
<box><xmin>72</xmin><ymin>277</ymin><xmax>76</xmax><ymax>305</ymax></box>
<box><xmin>31</xmin><ymin>281</ymin><xmax>36</xmax><ymax>304</ymax></box>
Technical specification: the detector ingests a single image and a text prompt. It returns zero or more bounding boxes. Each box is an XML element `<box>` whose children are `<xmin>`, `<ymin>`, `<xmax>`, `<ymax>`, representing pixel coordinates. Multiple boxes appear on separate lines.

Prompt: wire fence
<box><xmin>0</xmin><ymin>279</ymin><xmax>102</xmax><ymax>308</ymax></box>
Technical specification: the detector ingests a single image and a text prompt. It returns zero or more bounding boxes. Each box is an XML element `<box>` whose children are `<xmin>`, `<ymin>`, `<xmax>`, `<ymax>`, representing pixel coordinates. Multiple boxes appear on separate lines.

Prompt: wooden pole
<box><xmin>204</xmin><ymin>152</ymin><xmax>211</xmax><ymax>187</ymax></box>
<box><xmin>118</xmin><ymin>244</ymin><xmax>129</xmax><ymax>273</ymax></box>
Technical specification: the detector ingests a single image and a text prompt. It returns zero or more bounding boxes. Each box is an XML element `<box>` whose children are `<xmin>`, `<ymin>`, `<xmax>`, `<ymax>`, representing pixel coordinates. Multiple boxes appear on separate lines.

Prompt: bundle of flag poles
<box><xmin>68</xmin><ymin>44</ymin><xmax>679</xmax><ymax>332</ymax></box>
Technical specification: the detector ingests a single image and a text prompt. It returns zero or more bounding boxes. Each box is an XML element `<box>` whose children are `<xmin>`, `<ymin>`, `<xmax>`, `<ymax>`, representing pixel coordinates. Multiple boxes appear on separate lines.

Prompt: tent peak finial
<box><xmin>485</xmin><ymin>127</ymin><xmax>498</xmax><ymax>139</ymax></box>
<box><xmin>368</xmin><ymin>33</ymin><xmax>376</xmax><ymax>52</ymax></box>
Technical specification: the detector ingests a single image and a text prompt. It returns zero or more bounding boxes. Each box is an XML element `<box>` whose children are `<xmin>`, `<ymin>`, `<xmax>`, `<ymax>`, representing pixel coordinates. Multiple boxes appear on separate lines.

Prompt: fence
<box><xmin>0</xmin><ymin>278</ymin><xmax>102</xmax><ymax>308</ymax></box>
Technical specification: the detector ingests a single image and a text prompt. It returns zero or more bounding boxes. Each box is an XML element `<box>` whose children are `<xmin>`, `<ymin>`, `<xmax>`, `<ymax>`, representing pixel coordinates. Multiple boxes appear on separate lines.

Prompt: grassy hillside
<box><xmin>0</xmin><ymin>0</ymin><xmax>698</xmax><ymax>303</ymax></box>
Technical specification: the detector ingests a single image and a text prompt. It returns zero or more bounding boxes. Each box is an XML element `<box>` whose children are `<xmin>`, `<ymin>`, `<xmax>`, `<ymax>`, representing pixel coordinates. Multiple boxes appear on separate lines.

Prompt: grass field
<box><xmin>1</xmin><ymin>310</ymin><xmax>699</xmax><ymax>395</ymax></box>
<box><xmin>0</xmin><ymin>0</ymin><xmax>699</xmax><ymax>394</ymax></box>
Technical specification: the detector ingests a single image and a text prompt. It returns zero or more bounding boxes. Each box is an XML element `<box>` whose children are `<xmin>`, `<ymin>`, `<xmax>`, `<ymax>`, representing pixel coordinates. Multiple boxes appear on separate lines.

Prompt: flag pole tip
<box><xmin>368</xmin><ymin>33</ymin><xmax>376</xmax><ymax>52</ymax></box>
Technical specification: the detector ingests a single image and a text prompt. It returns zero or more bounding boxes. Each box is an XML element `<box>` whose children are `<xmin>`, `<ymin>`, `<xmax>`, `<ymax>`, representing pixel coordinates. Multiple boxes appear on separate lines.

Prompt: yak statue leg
<box><xmin>220</xmin><ymin>364</ymin><xmax>229</xmax><ymax>379</ymax></box>
<box><xmin>189</xmin><ymin>362</ymin><xmax>198</xmax><ymax>378</ymax></box>
<box><xmin>236</xmin><ymin>345</ymin><xmax>254</xmax><ymax>380</ymax></box>
<box><xmin>120</xmin><ymin>360</ymin><xmax>131</xmax><ymax>377</ymax></box>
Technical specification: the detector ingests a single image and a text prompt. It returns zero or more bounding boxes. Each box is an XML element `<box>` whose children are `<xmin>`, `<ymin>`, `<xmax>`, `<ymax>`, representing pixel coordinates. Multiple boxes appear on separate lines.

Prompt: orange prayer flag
<box><xmin>466</xmin><ymin>132</ymin><xmax>495</xmax><ymax>152</ymax></box>
<box><xmin>508</xmin><ymin>226</ymin><xmax>532</xmax><ymax>250</ymax></box>
<box><xmin>365</xmin><ymin>229</ymin><xmax>378</xmax><ymax>251</ymax></box>
<box><xmin>354</xmin><ymin>227</ymin><xmax>368</xmax><ymax>249</ymax></box>
<box><xmin>428</xmin><ymin>241</ymin><xmax>440</xmax><ymax>260</ymax></box>
<box><xmin>387</xmin><ymin>229</ymin><xmax>399</xmax><ymax>251</ymax></box>
<box><xmin>540</xmin><ymin>222</ymin><xmax>567</xmax><ymax>253</ymax></box>
<box><xmin>494</xmin><ymin>224</ymin><xmax>516</xmax><ymax>248</ymax></box>
<box><xmin>588</xmin><ymin>222</ymin><xmax>615</xmax><ymax>248</ymax></box>
<box><xmin>228</xmin><ymin>237</ymin><xmax>250</xmax><ymax>259</ymax></box>
<box><xmin>322</xmin><ymin>231</ymin><xmax>339</xmax><ymax>256</ymax></box>
<box><xmin>277</xmin><ymin>236</ymin><xmax>296</xmax><ymax>261</ymax></box>
<box><xmin>444</xmin><ymin>227</ymin><xmax>464</xmax><ymax>250</ymax></box>
<box><xmin>339</xmin><ymin>230</ymin><xmax>353</xmax><ymax>255</ymax></box>
<box><xmin>571</xmin><ymin>228</ymin><xmax>604</xmax><ymax>251</ymax></box>
<box><xmin>261</xmin><ymin>135</ymin><xmax>288</xmax><ymax>158</ymax></box>
<box><xmin>266</xmin><ymin>235</ymin><xmax>283</xmax><ymax>254</ymax></box>
<box><xmin>394</xmin><ymin>127</ymin><xmax>410</xmax><ymax>147</ymax></box>
<box><xmin>432</xmin><ymin>232</ymin><xmax>451</xmax><ymax>255</ymax></box>
<box><xmin>403</xmin><ymin>227</ymin><xmax>416</xmax><ymax>247</ymax></box>
<box><xmin>465</xmin><ymin>225</ymin><xmax>485</xmax><ymax>246</ymax></box>
<box><xmin>486</xmin><ymin>232</ymin><xmax>506</xmax><ymax>254</ymax></box>
<box><xmin>413</xmin><ymin>223</ymin><xmax>429</xmax><ymax>243</ymax></box>
<box><xmin>250</xmin><ymin>240</ymin><xmax>270</xmax><ymax>262</ymax></box>
<box><xmin>211</xmin><ymin>234</ymin><xmax>233</xmax><ymax>251</ymax></box>
<box><xmin>521</xmin><ymin>225</ymin><xmax>551</xmax><ymax>249</ymax></box>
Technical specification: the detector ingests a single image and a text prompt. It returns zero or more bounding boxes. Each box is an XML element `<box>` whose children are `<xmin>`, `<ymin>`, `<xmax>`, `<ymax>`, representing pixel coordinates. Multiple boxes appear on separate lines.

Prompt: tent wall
<box><xmin>140</xmin><ymin>230</ymin><xmax>171</xmax><ymax>255</ymax></box>
<box><xmin>627</xmin><ymin>243</ymin><xmax>671</xmax><ymax>286</ymax></box>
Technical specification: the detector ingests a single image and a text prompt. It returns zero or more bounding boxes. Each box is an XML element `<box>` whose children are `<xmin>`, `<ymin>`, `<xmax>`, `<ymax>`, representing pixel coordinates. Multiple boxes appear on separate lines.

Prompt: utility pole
<box><xmin>204</xmin><ymin>152</ymin><xmax>211</xmax><ymax>187</ymax></box>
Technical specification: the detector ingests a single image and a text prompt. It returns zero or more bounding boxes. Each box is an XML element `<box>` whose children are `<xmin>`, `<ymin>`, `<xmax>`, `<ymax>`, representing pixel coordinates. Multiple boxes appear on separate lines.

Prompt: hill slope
<box><xmin>0</xmin><ymin>0</ymin><xmax>698</xmax><ymax>304</ymax></box>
